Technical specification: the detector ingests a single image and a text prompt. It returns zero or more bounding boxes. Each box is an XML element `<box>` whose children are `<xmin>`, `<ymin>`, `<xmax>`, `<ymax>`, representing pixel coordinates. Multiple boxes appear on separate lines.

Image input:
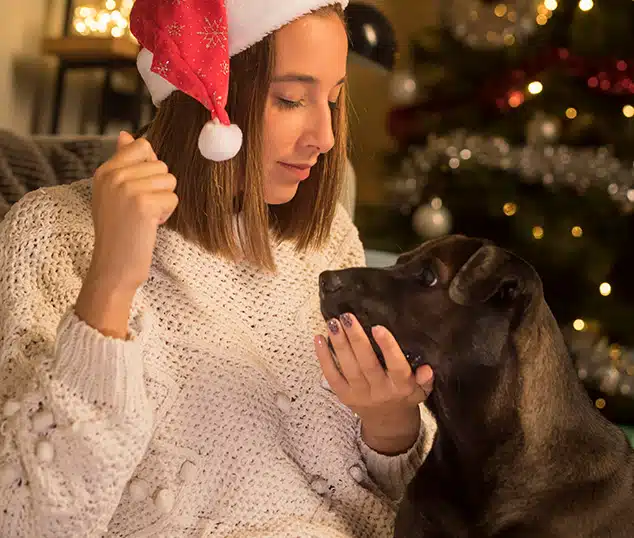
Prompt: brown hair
<box><xmin>145</xmin><ymin>5</ymin><xmax>348</xmax><ymax>271</ymax></box>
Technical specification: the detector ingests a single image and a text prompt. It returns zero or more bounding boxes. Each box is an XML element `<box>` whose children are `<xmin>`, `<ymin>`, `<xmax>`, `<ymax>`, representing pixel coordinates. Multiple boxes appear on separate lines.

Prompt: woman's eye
<box><xmin>417</xmin><ymin>266</ymin><xmax>438</xmax><ymax>287</ymax></box>
<box><xmin>277</xmin><ymin>97</ymin><xmax>302</xmax><ymax>109</ymax></box>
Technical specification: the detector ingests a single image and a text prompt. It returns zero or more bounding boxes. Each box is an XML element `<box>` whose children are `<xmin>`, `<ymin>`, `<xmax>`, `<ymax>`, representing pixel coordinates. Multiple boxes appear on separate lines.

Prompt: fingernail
<box><xmin>371</xmin><ymin>325</ymin><xmax>386</xmax><ymax>338</ymax></box>
<box><xmin>340</xmin><ymin>313</ymin><xmax>353</xmax><ymax>328</ymax></box>
<box><xmin>314</xmin><ymin>335</ymin><xmax>326</xmax><ymax>347</ymax></box>
<box><xmin>327</xmin><ymin>319</ymin><xmax>339</xmax><ymax>335</ymax></box>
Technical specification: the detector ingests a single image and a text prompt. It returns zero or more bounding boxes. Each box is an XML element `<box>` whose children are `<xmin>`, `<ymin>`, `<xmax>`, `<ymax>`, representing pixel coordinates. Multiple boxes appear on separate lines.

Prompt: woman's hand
<box><xmin>75</xmin><ymin>131</ymin><xmax>178</xmax><ymax>338</ymax></box>
<box><xmin>314</xmin><ymin>313</ymin><xmax>434</xmax><ymax>456</ymax></box>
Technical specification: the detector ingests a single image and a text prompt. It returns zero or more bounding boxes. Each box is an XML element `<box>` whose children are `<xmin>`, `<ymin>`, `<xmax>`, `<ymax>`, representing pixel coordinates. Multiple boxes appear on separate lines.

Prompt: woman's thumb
<box><xmin>117</xmin><ymin>130</ymin><xmax>135</xmax><ymax>150</ymax></box>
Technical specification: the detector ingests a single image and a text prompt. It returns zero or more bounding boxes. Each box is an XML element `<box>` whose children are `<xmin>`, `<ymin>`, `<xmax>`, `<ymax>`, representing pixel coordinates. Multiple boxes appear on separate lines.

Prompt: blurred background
<box><xmin>0</xmin><ymin>0</ymin><xmax>633</xmax><ymax>431</ymax></box>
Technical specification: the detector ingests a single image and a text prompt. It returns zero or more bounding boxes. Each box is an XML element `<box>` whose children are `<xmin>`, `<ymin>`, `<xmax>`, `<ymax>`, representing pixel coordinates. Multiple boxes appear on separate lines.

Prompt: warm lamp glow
<box><xmin>72</xmin><ymin>0</ymin><xmax>135</xmax><ymax>39</ymax></box>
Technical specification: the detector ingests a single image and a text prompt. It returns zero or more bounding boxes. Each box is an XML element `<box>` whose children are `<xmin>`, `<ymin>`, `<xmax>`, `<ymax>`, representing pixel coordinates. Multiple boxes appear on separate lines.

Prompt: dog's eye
<box><xmin>417</xmin><ymin>265</ymin><xmax>438</xmax><ymax>287</ymax></box>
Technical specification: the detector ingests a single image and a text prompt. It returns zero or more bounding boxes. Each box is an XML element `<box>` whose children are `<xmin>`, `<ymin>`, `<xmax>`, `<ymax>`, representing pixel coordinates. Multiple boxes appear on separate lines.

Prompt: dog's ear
<box><xmin>448</xmin><ymin>244</ymin><xmax>538</xmax><ymax>306</ymax></box>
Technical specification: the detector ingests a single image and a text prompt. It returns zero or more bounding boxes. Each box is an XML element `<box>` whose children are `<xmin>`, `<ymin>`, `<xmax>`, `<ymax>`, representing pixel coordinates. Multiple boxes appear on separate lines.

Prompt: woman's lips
<box><xmin>279</xmin><ymin>162</ymin><xmax>312</xmax><ymax>180</ymax></box>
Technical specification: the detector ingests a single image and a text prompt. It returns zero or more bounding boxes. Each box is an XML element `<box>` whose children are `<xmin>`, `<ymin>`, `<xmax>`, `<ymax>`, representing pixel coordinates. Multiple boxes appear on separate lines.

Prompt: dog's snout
<box><xmin>319</xmin><ymin>271</ymin><xmax>344</xmax><ymax>294</ymax></box>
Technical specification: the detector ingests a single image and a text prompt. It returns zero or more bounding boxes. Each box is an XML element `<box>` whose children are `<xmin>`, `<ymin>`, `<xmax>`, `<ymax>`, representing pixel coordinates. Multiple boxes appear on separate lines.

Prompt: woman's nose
<box><xmin>310</xmin><ymin>106</ymin><xmax>335</xmax><ymax>154</ymax></box>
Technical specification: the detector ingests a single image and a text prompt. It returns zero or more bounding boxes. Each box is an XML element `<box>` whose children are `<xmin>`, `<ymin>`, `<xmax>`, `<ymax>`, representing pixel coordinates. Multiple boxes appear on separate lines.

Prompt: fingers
<box><xmin>103</xmin><ymin>161</ymin><xmax>173</xmax><ymax>189</ymax></box>
<box><xmin>371</xmin><ymin>325</ymin><xmax>416</xmax><ymax>388</ymax></box>
<box><xmin>135</xmin><ymin>190</ymin><xmax>179</xmax><ymax>225</ymax></box>
<box><xmin>415</xmin><ymin>365</ymin><xmax>434</xmax><ymax>397</ymax></box>
<box><xmin>116</xmin><ymin>130</ymin><xmax>136</xmax><ymax>151</ymax></box>
<box><xmin>327</xmin><ymin>318</ymin><xmax>369</xmax><ymax>391</ymax></box>
<box><xmin>98</xmin><ymin>135</ymin><xmax>158</xmax><ymax>176</ymax></box>
<box><xmin>154</xmin><ymin>191</ymin><xmax>179</xmax><ymax>224</ymax></box>
<box><xmin>102</xmin><ymin>176</ymin><xmax>178</xmax><ymax>225</ymax></box>
<box><xmin>314</xmin><ymin>335</ymin><xmax>349</xmax><ymax>395</ymax></box>
<box><xmin>316</xmin><ymin>315</ymin><xmax>435</xmax><ymax>410</ymax></box>
<box><xmin>339</xmin><ymin>314</ymin><xmax>387</xmax><ymax>388</ymax></box>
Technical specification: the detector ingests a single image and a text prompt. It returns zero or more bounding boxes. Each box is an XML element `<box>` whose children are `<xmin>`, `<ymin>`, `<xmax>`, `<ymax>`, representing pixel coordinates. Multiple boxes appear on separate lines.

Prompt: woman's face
<box><xmin>261</xmin><ymin>11</ymin><xmax>348</xmax><ymax>205</ymax></box>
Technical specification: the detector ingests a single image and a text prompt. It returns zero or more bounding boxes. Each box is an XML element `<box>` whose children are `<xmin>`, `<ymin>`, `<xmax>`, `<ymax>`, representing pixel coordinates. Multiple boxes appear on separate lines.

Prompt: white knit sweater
<box><xmin>0</xmin><ymin>179</ymin><xmax>435</xmax><ymax>538</ymax></box>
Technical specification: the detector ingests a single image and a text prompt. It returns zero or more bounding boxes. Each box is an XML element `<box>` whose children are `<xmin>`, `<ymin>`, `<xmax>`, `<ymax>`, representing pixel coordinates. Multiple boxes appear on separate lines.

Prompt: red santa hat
<box><xmin>130</xmin><ymin>0</ymin><xmax>349</xmax><ymax>162</ymax></box>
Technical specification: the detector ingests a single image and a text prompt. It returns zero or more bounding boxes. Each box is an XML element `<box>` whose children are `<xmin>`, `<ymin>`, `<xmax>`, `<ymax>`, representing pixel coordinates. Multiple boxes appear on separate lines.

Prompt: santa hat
<box><xmin>130</xmin><ymin>0</ymin><xmax>349</xmax><ymax>162</ymax></box>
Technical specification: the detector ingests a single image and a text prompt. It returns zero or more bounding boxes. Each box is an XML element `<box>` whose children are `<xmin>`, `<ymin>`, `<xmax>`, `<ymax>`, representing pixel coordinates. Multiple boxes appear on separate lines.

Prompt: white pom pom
<box><xmin>198</xmin><ymin>119</ymin><xmax>243</xmax><ymax>161</ymax></box>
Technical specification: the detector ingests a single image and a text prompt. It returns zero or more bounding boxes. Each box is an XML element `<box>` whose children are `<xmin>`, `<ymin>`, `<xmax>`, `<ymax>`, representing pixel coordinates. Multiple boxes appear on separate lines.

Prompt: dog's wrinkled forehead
<box><xmin>397</xmin><ymin>235</ymin><xmax>490</xmax><ymax>276</ymax></box>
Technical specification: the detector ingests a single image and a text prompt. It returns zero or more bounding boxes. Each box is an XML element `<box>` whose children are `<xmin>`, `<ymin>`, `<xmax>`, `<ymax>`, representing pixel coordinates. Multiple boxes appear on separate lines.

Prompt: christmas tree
<box><xmin>355</xmin><ymin>0</ymin><xmax>634</xmax><ymax>424</ymax></box>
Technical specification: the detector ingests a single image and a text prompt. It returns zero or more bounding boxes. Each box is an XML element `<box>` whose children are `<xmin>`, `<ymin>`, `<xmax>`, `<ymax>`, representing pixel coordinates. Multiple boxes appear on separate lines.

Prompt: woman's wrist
<box><xmin>75</xmin><ymin>272</ymin><xmax>136</xmax><ymax>340</ymax></box>
<box><xmin>359</xmin><ymin>405</ymin><xmax>421</xmax><ymax>456</ymax></box>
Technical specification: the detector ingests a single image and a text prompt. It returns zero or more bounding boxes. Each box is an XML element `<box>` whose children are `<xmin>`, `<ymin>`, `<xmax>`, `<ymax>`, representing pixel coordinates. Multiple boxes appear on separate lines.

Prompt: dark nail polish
<box><xmin>340</xmin><ymin>313</ymin><xmax>353</xmax><ymax>328</ymax></box>
<box><xmin>327</xmin><ymin>319</ymin><xmax>339</xmax><ymax>335</ymax></box>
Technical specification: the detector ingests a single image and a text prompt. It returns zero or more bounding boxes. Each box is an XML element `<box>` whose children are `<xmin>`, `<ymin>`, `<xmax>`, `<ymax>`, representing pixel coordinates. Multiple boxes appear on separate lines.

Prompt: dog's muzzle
<box><xmin>318</xmin><ymin>270</ymin><xmax>427</xmax><ymax>373</ymax></box>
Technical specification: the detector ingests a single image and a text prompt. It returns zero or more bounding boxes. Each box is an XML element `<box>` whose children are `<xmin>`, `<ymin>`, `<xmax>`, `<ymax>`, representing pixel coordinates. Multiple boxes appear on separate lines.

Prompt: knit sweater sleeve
<box><xmin>334</xmin><ymin>207</ymin><xmax>435</xmax><ymax>502</ymax></box>
<box><xmin>0</xmin><ymin>186</ymin><xmax>155</xmax><ymax>537</ymax></box>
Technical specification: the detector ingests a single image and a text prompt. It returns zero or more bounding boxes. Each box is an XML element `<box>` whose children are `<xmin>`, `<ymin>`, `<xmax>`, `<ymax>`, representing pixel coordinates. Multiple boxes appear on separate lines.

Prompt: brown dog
<box><xmin>319</xmin><ymin>235</ymin><xmax>634</xmax><ymax>538</ymax></box>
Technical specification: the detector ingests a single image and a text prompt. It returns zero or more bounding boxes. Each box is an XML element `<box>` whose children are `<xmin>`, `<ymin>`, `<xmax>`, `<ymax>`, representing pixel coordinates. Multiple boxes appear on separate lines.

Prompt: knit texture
<box><xmin>0</xmin><ymin>179</ymin><xmax>435</xmax><ymax>537</ymax></box>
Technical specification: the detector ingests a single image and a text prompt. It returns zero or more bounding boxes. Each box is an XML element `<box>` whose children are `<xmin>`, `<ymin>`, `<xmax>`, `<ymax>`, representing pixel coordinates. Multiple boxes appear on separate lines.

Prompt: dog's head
<box><xmin>319</xmin><ymin>235</ymin><xmax>543</xmax><ymax>400</ymax></box>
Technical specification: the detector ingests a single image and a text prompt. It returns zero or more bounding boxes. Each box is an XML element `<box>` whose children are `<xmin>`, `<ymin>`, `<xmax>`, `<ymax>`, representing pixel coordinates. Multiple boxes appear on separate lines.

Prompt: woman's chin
<box><xmin>264</xmin><ymin>184</ymin><xmax>300</xmax><ymax>205</ymax></box>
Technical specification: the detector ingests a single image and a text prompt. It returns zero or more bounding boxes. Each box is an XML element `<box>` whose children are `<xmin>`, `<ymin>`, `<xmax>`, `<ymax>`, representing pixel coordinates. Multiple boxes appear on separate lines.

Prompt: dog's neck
<box><xmin>426</xmin><ymin>358</ymin><xmax>522</xmax><ymax>473</ymax></box>
<box><xmin>421</xmin><ymin>301</ymin><xmax>630</xmax><ymax>532</ymax></box>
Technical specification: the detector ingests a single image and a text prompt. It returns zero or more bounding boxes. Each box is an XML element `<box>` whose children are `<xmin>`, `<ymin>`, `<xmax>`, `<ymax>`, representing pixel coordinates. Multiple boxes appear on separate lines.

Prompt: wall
<box><xmin>0</xmin><ymin>0</ymin><xmax>51</xmax><ymax>133</ymax></box>
<box><xmin>347</xmin><ymin>0</ymin><xmax>439</xmax><ymax>205</ymax></box>
<box><xmin>0</xmin><ymin>0</ymin><xmax>105</xmax><ymax>135</ymax></box>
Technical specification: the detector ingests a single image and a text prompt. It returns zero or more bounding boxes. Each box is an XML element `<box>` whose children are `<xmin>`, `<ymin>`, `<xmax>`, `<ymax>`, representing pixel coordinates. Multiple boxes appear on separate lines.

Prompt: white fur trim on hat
<box><xmin>226</xmin><ymin>0</ymin><xmax>349</xmax><ymax>56</ymax></box>
<box><xmin>136</xmin><ymin>48</ymin><xmax>177</xmax><ymax>107</ymax></box>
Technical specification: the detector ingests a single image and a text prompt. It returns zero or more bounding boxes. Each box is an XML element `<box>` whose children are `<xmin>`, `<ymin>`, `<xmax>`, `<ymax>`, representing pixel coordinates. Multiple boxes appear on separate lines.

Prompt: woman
<box><xmin>0</xmin><ymin>0</ymin><xmax>435</xmax><ymax>535</ymax></box>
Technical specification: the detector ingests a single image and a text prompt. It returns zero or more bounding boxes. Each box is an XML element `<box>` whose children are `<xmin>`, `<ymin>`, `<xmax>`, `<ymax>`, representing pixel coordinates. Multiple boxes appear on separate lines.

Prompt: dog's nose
<box><xmin>319</xmin><ymin>271</ymin><xmax>343</xmax><ymax>294</ymax></box>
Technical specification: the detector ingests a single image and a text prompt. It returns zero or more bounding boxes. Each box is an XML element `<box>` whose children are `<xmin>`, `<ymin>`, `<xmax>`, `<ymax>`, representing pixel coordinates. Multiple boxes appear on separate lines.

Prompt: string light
<box><xmin>624</xmin><ymin>105</ymin><xmax>634</xmax><ymax>118</ymax></box>
<box><xmin>503</xmin><ymin>202</ymin><xmax>517</xmax><ymax>215</ymax></box>
<box><xmin>599</xmin><ymin>282</ymin><xmax>612</xmax><ymax>296</ymax></box>
<box><xmin>573</xmin><ymin>318</ymin><xmax>586</xmax><ymax>331</ymax></box>
<box><xmin>566</xmin><ymin>107</ymin><xmax>578</xmax><ymax>118</ymax></box>
<box><xmin>451</xmin><ymin>1</ymin><xmax>554</xmax><ymax>49</ymax></box>
<box><xmin>527</xmin><ymin>81</ymin><xmax>543</xmax><ymax>94</ymax></box>
<box><xmin>578</xmin><ymin>0</ymin><xmax>594</xmax><ymax>11</ymax></box>
<box><xmin>532</xmin><ymin>225</ymin><xmax>544</xmax><ymax>239</ymax></box>
<box><xmin>72</xmin><ymin>0</ymin><xmax>134</xmax><ymax>38</ymax></box>
<box><xmin>508</xmin><ymin>91</ymin><xmax>524</xmax><ymax>107</ymax></box>
<box><xmin>571</xmin><ymin>225</ymin><xmax>583</xmax><ymax>237</ymax></box>
<box><xmin>494</xmin><ymin>4</ymin><xmax>508</xmax><ymax>17</ymax></box>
